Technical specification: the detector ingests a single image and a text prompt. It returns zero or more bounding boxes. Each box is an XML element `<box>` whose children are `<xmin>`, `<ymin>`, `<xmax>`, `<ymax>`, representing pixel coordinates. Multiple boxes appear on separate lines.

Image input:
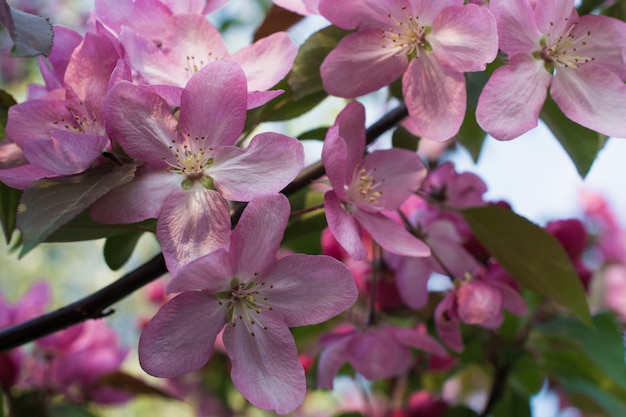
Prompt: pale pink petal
<box><xmin>336</xmin><ymin>101</ymin><xmax>367</xmax><ymax>172</ymax></box>
<box><xmin>456</xmin><ymin>281</ymin><xmax>502</xmax><ymax>326</ymax></box>
<box><xmin>321</xmin><ymin>30</ymin><xmax>408</xmax><ymax>98</ymax></box>
<box><xmin>262</xmin><ymin>254</ymin><xmax>357</xmax><ymax>326</ymax></box>
<box><xmin>347</xmin><ymin>326</ymin><xmax>412</xmax><ymax>380</ymax></box>
<box><xmin>230</xmin><ymin>32</ymin><xmax>297</xmax><ymax>92</ymax></box>
<box><xmin>533</xmin><ymin>0</ymin><xmax>577</xmax><ymax>36</ymax></box>
<box><xmin>12</xmin><ymin>282</ymin><xmax>50</xmax><ymax>324</ymax></box>
<box><xmin>409</xmin><ymin>0</ymin><xmax>463</xmax><ymax>23</ymax></box>
<box><xmin>488</xmin><ymin>0</ymin><xmax>542</xmax><ymax>55</ymax></box>
<box><xmin>476</xmin><ymin>54</ymin><xmax>552</xmax><ymax>140</ymax></box>
<box><xmin>389</xmin><ymin>255</ymin><xmax>434</xmax><ymax>309</ymax></box>
<box><xmin>354</xmin><ymin>210</ymin><xmax>430</xmax><ymax>258</ymax></box>
<box><xmin>167</xmin><ymin>249</ymin><xmax>233</xmax><ymax>294</ymax></box>
<box><xmin>321</xmin><ymin>124</ymin><xmax>350</xmax><ymax>200</ymax></box>
<box><xmin>430</xmin><ymin>4</ymin><xmax>498</xmax><ymax>73</ymax></box>
<box><xmin>247</xmin><ymin>90</ymin><xmax>284</xmax><ymax>109</ymax></box>
<box><xmin>22</xmin><ymin>132</ymin><xmax>107</xmax><ymax>175</ymax></box>
<box><xmin>324</xmin><ymin>191</ymin><xmax>367</xmax><ymax>260</ymax></box>
<box><xmin>551</xmin><ymin>64</ymin><xmax>626</xmax><ymax>138</ymax></box>
<box><xmin>224</xmin><ymin>311</ymin><xmax>305</xmax><ymax>415</ymax></box>
<box><xmin>139</xmin><ymin>291</ymin><xmax>226</xmax><ymax>377</ymax></box>
<box><xmin>210</xmin><ymin>133</ymin><xmax>304</xmax><ymax>201</ymax></box>
<box><xmin>157</xmin><ymin>189</ymin><xmax>231</xmax><ymax>273</ymax></box>
<box><xmin>5</xmin><ymin>96</ymin><xmax>73</xmax><ymax>146</ymax></box>
<box><xmin>273</xmin><ymin>0</ymin><xmax>311</xmax><ymax>15</ymax></box>
<box><xmin>90</xmin><ymin>169</ymin><xmax>179</xmax><ymax>224</ymax></box>
<box><xmin>40</xmin><ymin>26</ymin><xmax>82</xmax><ymax>91</ymax></box>
<box><xmin>317</xmin><ymin>333</ymin><xmax>351</xmax><ymax>389</ymax></box>
<box><xmin>230</xmin><ymin>194</ymin><xmax>290</xmax><ymax>279</ymax></box>
<box><xmin>95</xmin><ymin>0</ymin><xmax>172</xmax><ymax>37</ymax></box>
<box><xmin>489</xmin><ymin>281</ymin><xmax>528</xmax><ymax>316</ymax></box>
<box><xmin>573</xmin><ymin>15</ymin><xmax>626</xmax><ymax>79</ymax></box>
<box><xmin>0</xmin><ymin>164</ymin><xmax>56</xmax><ymax>190</ymax></box>
<box><xmin>357</xmin><ymin>148</ymin><xmax>426</xmax><ymax>211</ymax></box>
<box><xmin>105</xmin><ymin>82</ymin><xmax>177</xmax><ymax>167</ymax></box>
<box><xmin>403</xmin><ymin>55</ymin><xmax>466</xmax><ymax>141</ymax></box>
<box><xmin>180</xmin><ymin>61</ymin><xmax>247</xmax><ymax>149</ymax></box>
<box><xmin>435</xmin><ymin>293</ymin><xmax>463</xmax><ymax>352</ymax></box>
<box><xmin>392</xmin><ymin>326</ymin><xmax>447</xmax><ymax>356</ymax></box>
<box><xmin>318</xmin><ymin>0</ymin><xmax>414</xmax><ymax>30</ymax></box>
<box><xmin>426</xmin><ymin>221</ymin><xmax>478</xmax><ymax>277</ymax></box>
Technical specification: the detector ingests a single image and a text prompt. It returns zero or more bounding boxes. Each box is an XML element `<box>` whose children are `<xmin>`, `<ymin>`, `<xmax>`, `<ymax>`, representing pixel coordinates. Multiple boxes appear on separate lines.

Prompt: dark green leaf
<box><xmin>297</xmin><ymin>126</ymin><xmax>329</xmax><ymax>140</ymax></box>
<box><xmin>103</xmin><ymin>231</ymin><xmax>144</xmax><ymax>270</ymax></box>
<box><xmin>0</xmin><ymin>182</ymin><xmax>21</xmax><ymax>243</ymax></box>
<box><xmin>17</xmin><ymin>164</ymin><xmax>137</xmax><ymax>256</ymax></box>
<box><xmin>577</xmin><ymin>0</ymin><xmax>608</xmax><ymax>14</ymax></box>
<box><xmin>392</xmin><ymin>126</ymin><xmax>420</xmax><ymax>151</ymax></box>
<box><xmin>253</xmin><ymin>5</ymin><xmax>303</xmax><ymax>41</ymax></box>
<box><xmin>491</xmin><ymin>389</ymin><xmax>531</xmax><ymax>417</ymax></box>
<box><xmin>49</xmin><ymin>403</ymin><xmax>99</xmax><ymax>417</ymax></box>
<box><xmin>0</xmin><ymin>89</ymin><xmax>17</xmax><ymax>141</ymax></box>
<box><xmin>288</xmin><ymin>25</ymin><xmax>351</xmax><ymax>98</ymax></box>
<box><xmin>509</xmin><ymin>354</ymin><xmax>545</xmax><ymax>397</ymax></box>
<box><xmin>0</xmin><ymin>5</ymin><xmax>53</xmax><ymax>57</ymax></box>
<box><xmin>7</xmin><ymin>391</ymin><xmax>47</xmax><ymax>416</ymax></box>
<box><xmin>540</xmin><ymin>94</ymin><xmax>606</xmax><ymax>178</ymax></box>
<box><xmin>45</xmin><ymin>210</ymin><xmax>156</xmax><ymax>242</ymax></box>
<box><xmin>462</xmin><ymin>205</ymin><xmax>591</xmax><ymax>325</ymax></box>
<box><xmin>441</xmin><ymin>406</ymin><xmax>479</xmax><ymax>417</ymax></box>
<box><xmin>98</xmin><ymin>371</ymin><xmax>175</xmax><ymax>399</ymax></box>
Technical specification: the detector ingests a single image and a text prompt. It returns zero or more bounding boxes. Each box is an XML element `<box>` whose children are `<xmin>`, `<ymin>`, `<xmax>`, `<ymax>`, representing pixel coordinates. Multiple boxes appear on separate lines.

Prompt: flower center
<box><xmin>539</xmin><ymin>19</ymin><xmax>595</xmax><ymax>71</ymax></box>
<box><xmin>164</xmin><ymin>137</ymin><xmax>215</xmax><ymax>190</ymax></box>
<box><xmin>220</xmin><ymin>278</ymin><xmax>273</xmax><ymax>337</ymax></box>
<box><xmin>381</xmin><ymin>6</ymin><xmax>431</xmax><ymax>59</ymax></box>
<box><xmin>347</xmin><ymin>163</ymin><xmax>384</xmax><ymax>206</ymax></box>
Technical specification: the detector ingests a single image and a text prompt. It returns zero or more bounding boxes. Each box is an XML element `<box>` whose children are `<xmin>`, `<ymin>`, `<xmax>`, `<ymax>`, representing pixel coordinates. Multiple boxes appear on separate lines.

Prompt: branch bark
<box><xmin>0</xmin><ymin>103</ymin><xmax>409</xmax><ymax>352</ymax></box>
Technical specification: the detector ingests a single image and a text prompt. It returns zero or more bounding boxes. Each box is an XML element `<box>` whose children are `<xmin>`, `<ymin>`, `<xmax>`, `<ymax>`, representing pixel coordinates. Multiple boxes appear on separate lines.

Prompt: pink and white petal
<box><xmin>273</xmin><ymin>0</ymin><xmax>311</xmax><ymax>15</ymax></box>
<box><xmin>318</xmin><ymin>0</ymin><xmax>413</xmax><ymax>30</ymax></box>
<box><xmin>324</xmin><ymin>191</ymin><xmax>367</xmax><ymax>260</ymax></box>
<box><xmin>409</xmin><ymin>0</ymin><xmax>463</xmax><ymax>24</ymax></box>
<box><xmin>210</xmin><ymin>133</ymin><xmax>304</xmax><ymax>201</ymax></box>
<box><xmin>321</xmin><ymin>30</ymin><xmax>408</xmax><ymax>98</ymax></box>
<box><xmin>317</xmin><ymin>333</ymin><xmax>352</xmax><ymax>389</ymax></box>
<box><xmin>230</xmin><ymin>194</ymin><xmax>290</xmax><ymax>279</ymax></box>
<box><xmin>392</xmin><ymin>326</ymin><xmax>447</xmax><ymax>356</ymax></box>
<box><xmin>167</xmin><ymin>249</ymin><xmax>233</xmax><ymax>294</ymax></box>
<box><xmin>533</xmin><ymin>0</ymin><xmax>577</xmax><ymax>36</ymax></box>
<box><xmin>139</xmin><ymin>291</ymin><xmax>226</xmax><ymax>377</ymax></box>
<box><xmin>157</xmin><ymin>189</ymin><xmax>231</xmax><ymax>274</ymax></box>
<box><xmin>247</xmin><ymin>90</ymin><xmax>284</xmax><ymax>109</ymax></box>
<box><xmin>336</xmin><ymin>101</ymin><xmax>367</xmax><ymax>172</ymax></box>
<box><xmin>551</xmin><ymin>64</ymin><xmax>626</xmax><ymax>138</ymax></box>
<box><xmin>354</xmin><ymin>210</ymin><xmax>430</xmax><ymax>258</ymax></box>
<box><xmin>574</xmin><ymin>15</ymin><xmax>626</xmax><ymax>79</ymax></box>
<box><xmin>430</xmin><ymin>4</ymin><xmax>498</xmax><ymax>73</ymax></box>
<box><xmin>105</xmin><ymin>82</ymin><xmax>177</xmax><ymax>166</ymax></box>
<box><xmin>224</xmin><ymin>311</ymin><xmax>306</xmax><ymax>415</ymax></box>
<box><xmin>434</xmin><ymin>293</ymin><xmax>463</xmax><ymax>352</ymax></box>
<box><xmin>391</xmin><ymin>255</ymin><xmax>434</xmax><ymax>309</ymax></box>
<box><xmin>403</xmin><ymin>56</ymin><xmax>466</xmax><ymax>141</ymax></box>
<box><xmin>180</xmin><ymin>61</ymin><xmax>248</xmax><ymax>149</ymax></box>
<box><xmin>262</xmin><ymin>254</ymin><xmax>357</xmax><ymax>326</ymax></box>
<box><xmin>22</xmin><ymin>132</ymin><xmax>107</xmax><ymax>175</ymax></box>
<box><xmin>359</xmin><ymin>148</ymin><xmax>426</xmax><ymax>211</ymax></box>
<box><xmin>321</xmin><ymin>124</ymin><xmax>350</xmax><ymax>200</ymax></box>
<box><xmin>488</xmin><ymin>0</ymin><xmax>542</xmax><ymax>55</ymax></box>
<box><xmin>476</xmin><ymin>54</ymin><xmax>552</xmax><ymax>140</ymax></box>
<box><xmin>230</xmin><ymin>32</ymin><xmax>297</xmax><ymax>92</ymax></box>
<box><xmin>90</xmin><ymin>169</ymin><xmax>179</xmax><ymax>224</ymax></box>
<box><xmin>489</xmin><ymin>281</ymin><xmax>528</xmax><ymax>316</ymax></box>
<box><xmin>347</xmin><ymin>326</ymin><xmax>412</xmax><ymax>380</ymax></box>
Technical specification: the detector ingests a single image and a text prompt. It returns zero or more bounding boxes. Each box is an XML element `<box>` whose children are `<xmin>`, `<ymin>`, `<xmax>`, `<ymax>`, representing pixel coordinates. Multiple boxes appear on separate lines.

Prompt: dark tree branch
<box><xmin>0</xmin><ymin>103</ymin><xmax>409</xmax><ymax>352</ymax></box>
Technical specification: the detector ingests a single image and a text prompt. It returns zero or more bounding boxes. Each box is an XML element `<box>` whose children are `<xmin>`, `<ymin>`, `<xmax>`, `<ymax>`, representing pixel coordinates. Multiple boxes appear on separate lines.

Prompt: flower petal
<box><xmin>318</xmin><ymin>0</ymin><xmax>414</xmax><ymax>30</ymax></box>
<box><xmin>167</xmin><ymin>249</ymin><xmax>233</xmax><ymax>294</ymax></box>
<box><xmin>392</xmin><ymin>326</ymin><xmax>447</xmax><ymax>356</ymax></box>
<box><xmin>262</xmin><ymin>254</ymin><xmax>357</xmax><ymax>326</ymax></box>
<box><xmin>347</xmin><ymin>326</ymin><xmax>412</xmax><ymax>380</ymax></box>
<box><xmin>533</xmin><ymin>0</ymin><xmax>577</xmax><ymax>36</ymax></box>
<box><xmin>211</xmin><ymin>132</ymin><xmax>304</xmax><ymax>201</ymax></box>
<box><xmin>551</xmin><ymin>64</ymin><xmax>626</xmax><ymax>138</ymax></box>
<box><xmin>139</xmin><ymin>291</ymin><xmax>226</xmax><ymax>377</ymax></box>
<box><xmin>322</xmin><ymin>124</ymin><xmax>350</xmax><ymax>200</ymax></box>
<box><xmin>324</xmin><ymin>191</ymin><xmax>367</xmax><ymax>260</ymax></box>
<box><xmin>476</xmin><ymin>54</ymin><xmax>552</xmax><ymax>140</ymax></box>
<box><xmin>387</xmin><ymin>254</ymin><xmax>433</xmax><ymax>309</ymax></box>
<box><xmin>179</xmin><ymin>61</ymin><xmax>248</xmax><ymax>149</ymax></box>
<box><xmin>157</xmin><ymin>189</ymin><xmax>231</xmax><ymax>273</ymax></box>
<box><xmin>434</xmin><ymin>293</ymin><xmax>463</xmax><ymax>352</ymax></box>
<box><xmin>321</xmin><ymin>30</ymin><xmax>408</xmax><ymax>98</ymax></box>
<box><xmin>224</xmin><ymin>311</ymin><xmax>305</xmax><ymax>415</ymax></box>
<box><xmin>354</xmin><ymin>210</ymin><xmax>430</xmax><ymax>257</ymax></box>
<box><xmin>573</xmin><ymin>15</ymin><xmax>626</xmax><ymax>79</ymax></box>
<box><xmin>317</xmin><ymin>333</ymin><xmax>351</xmax><ymax>389</ymax></box>
<box><xmin>403</xmin><ymin>55</ymin><xmax>466</xmax><ymax>141</ymax></box>
<box><xmin>489</xmin><ymin>0</ymin><xmax>542</xmax><ymax>55</ymax></box>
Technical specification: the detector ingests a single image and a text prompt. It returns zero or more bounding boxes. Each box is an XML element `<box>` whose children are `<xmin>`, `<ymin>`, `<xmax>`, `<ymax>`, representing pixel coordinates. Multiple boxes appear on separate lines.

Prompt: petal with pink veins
<box><xmin>224</xmin><ymin>311</ymin><xmax>305</xmax><ymax>415</ymax></box>
<box><xmin>390</xmin><ymin>255</ymin><xmax>433</xmax><ymax>309</ymax></box>
<box><xmin>316</xmin><ymin>332</ymin><xmax>351</xmax><ymax>389</ymax></box>
<box><xmin>435</xmin><ymin>292</ymin><xmax>463</xmax><ymax>352</ymax></box>
<box><xmin>321</xmin><ymin>125</ymin><xmax>350</xmax><ymax>200</ymax></box>
<box><xmin>139</xmin><ymin>291</ymin><xmax>226</xmax><ymax>377</ymax></box>
<box><xmin>167</xmin><ymin>249</ymin><xmax>233</xmax><ymax>294</ymax></box>
<box><xmin>533</xmin><ymin>0</ymin><xmax>577</xmax><ymax>36</ymax></box>
<box><xmin>392</xmin><ymin>326</ymin><xmax>447</xmax><ymax>356</ymax></box>
<box><xmin>262</xmin><ymin>254</ymin><xmax>357</xmax><ymax>326</ymax></box>
<box><xmin>319</xmin><ymin>0</ymin><xmax>415</xmax><ymax>30</ymax></box>
<box><xmin>347</xmin><ymin>326</ymin><xmax>412</xmax><ymax>380</ymax></box>
<box><xmin>324</xmin><ymin>191</ymin><xmax>367</xmax><ymax>260</ymax></box>
<box><xmin>476</xmin><ymin>54</ymin><xmax>552</xmax><ymax>140</ymax></box>
<box><xmin>489</xmin><ymin>0</ymin><xmax>542</xmax><ymax>55</ymax></box>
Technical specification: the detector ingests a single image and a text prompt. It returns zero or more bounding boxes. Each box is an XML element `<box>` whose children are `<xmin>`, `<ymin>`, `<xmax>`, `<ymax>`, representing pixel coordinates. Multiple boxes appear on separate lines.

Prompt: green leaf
<box><xmin>441</xmin><ymin>406</ymin><xmax>479</xmax><ymax>417</ymax></box>
<box><xmin>45</xmin><ymin>210</ymin><xmax>156</xmax><ymax>242</ymax></box>
<box><xmin>17</xmin><ymin>164</ymin><xmax>137</xmax><ymax>256</ymax></box>
<box><xmin>0</xmin><ymin>182</ymin><xmax>22</xmax><ymax>243</ymax></box>
<box><xmin>288</xmin><ymin>25</ymin><xmax>350</xmax><ymax>98</ymax></box>
<box><xmin>0</xmin><ymin>5</ymin><xmax>54</xmax><ymax>57</ymax></box>
<box><xmin>98</xmin><ymin>371</ymin><xmax>175</xmax><ymax>399</ymax></box>
<box><xmin>462</xmin><ymin>205</ymin><xmax>591</xmax><ymax>325</ymax></box>
<box><xmin>491</xmin><ymin>389</ymin><xmax>531</xmax><ymax>417</ymax></box>
<box><xmin>297</xmin><ymin>126</ymin><xmax>329</xmax><ymax>140</ymax></box>
<box><xmin>103</xmin><ymin>231</ymin><xmax>144</xmax><ymax>270</ymax></box>
<box><xmin>540</xmin><ymin>94</ymin><xmax>606</xmax><ymax>178</ymax></box>
<box><xmin>0</xmin><ymin>89</ymin><xmax>17</xmax><ymax>141</ymax></box>
<box><xmin>49</xmin><ymin>403</ymin><xmax>99</xmax><ymax>417</ymax></box>
<box><xmin>392</xmin><ymin>126</ymin><xmax>420</xmax><ymax>151</ymax></box>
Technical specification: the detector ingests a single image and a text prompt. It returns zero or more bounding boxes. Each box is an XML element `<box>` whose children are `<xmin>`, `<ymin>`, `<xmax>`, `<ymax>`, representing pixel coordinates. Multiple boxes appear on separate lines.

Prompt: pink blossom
<box><xmin>322</xmin><ymin>101</ymin><xmax>430</xmax><ymax>260</ymax></box>
<box><xmin>546</xmin><ymin>218</ymin><xmax>592</xmax><ymax>290</ymax></box>
<box><xmin>317</xmin><ymin>323</ymin><xmax>445</xmax><ymax>388</ymax></box>
<box><xmin>91</xmin><ymin>61</ymin><xmax>304</xmax><ymax>273</ymax></box>
<box><xmin>477</xmin><ymin>0</ymin><xmax>626</xmax><ymax>140</ymax></box>
<box><xmin>273</xmin><ymin>0</ymin><xmax>318</xmax><ymax>15</ymax></box>
<box><xmin>319</xmin><ymin>1</ymin><xmax>498</xmax><ymax>141</ymax></box>
<box><xmin>139</xmin><ymin>194</ymin><xmax>357</xmax><ymax>415</ymax></box>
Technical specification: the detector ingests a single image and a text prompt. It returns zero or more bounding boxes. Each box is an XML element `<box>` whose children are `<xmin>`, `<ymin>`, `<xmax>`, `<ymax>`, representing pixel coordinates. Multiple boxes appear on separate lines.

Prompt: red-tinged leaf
<box><xmin>0</xmin><ymin>2</ymin><xmax>53</xmax><ymax>57</ymax></box>
<box><xmin>17</xmin><ymin>164</ymin><xmax>137</xmax><ymax>256</ymax></box>
<box><xmin>98</xmin><ymin>371</ymin><xmax>176</xmax><ymax>399</ymax></box>
<box><xmin>254</xmin><ymin>5</ymin><xmax>303</xmax><ymax>41</ymax></box>
<box><xmin>462</xmin><ymin>205</ymin><xmax>591</xmax><ymax>326</ymax></box>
